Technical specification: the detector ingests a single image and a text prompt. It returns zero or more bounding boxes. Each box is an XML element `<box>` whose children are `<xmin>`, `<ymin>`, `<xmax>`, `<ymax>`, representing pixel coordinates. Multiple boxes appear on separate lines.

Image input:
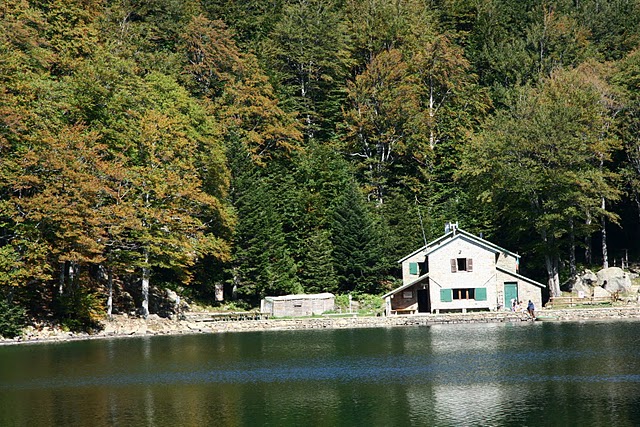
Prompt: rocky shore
<box><xmin>3</xmin><ymin>305</ymin><xmax>640</xmax><ymax>346</ymax></box>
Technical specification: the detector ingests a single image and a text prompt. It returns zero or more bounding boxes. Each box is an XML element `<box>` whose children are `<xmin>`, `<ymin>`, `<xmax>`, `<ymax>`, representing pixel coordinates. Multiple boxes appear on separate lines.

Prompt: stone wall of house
<box><xmin>496</xmin><ymin>252</ymin><xmax>518</xmax><ymax>271</ymax></box>
<box><xmin>429</xmin><ymin>235</ymin><xmax>497</xmax><ymax>312</ymax></box>
<box><xmin>496</xmin><ymin>270</ymin><xmax>543</xmax><ymax>311</ymax></box>
<box><xmin>401</xmin><ymin>251</ymin><xmax>427</xmax><ymax>285</ymax></box>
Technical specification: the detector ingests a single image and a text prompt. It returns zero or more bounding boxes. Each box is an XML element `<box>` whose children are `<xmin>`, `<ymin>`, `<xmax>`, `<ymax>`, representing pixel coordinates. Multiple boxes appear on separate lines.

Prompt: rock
<box><xmin>593</xmin><ymin>286</ymin><xmax>611</xmax><ymax>298</ymax></box>
<box><xmin>597</xmin><ymin>267</ymin><xmax>632</xmax><ymax>293</ymax></box>
<box><xmin>581</xmin><ymin>269</ymin><xmax>599</xmax><ymax>287</ymax></box>
<box><xmin>562</xmin><ymin>276</ymin><xmax>591</xmax><ymax>295</ymax></box>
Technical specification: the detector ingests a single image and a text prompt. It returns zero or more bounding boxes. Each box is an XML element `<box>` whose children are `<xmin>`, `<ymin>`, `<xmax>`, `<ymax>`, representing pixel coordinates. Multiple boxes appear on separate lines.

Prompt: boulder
<box><xmin>596</xmin><ymin>267</ymin><xmax>632</xmax><ymax>293</ymax></box>
<box><xmin>593</xmin><ymin>286</ymin><xmax>611</xmax><ymax>298</ymax></box>
<box><xmin>581</xmin><ymin>269</ymin><xmax>599</xmax><ymax>287</ymax></box>
<box><xmin>562</xmin><ymin>275</ymin><xmax>591</xmax><ymax>295</ymax></box>
<box><xmin>561</xmin><ymin>269</ymin><xmax>600</xmax><ymax>295</ymax></box>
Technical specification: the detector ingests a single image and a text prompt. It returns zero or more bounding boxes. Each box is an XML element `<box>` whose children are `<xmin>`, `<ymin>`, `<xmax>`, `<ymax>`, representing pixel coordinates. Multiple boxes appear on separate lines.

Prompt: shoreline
<box><xmin>4</xmin><ymin>306</ymin><xmax>640</xmax><ymax>346</ymax></box>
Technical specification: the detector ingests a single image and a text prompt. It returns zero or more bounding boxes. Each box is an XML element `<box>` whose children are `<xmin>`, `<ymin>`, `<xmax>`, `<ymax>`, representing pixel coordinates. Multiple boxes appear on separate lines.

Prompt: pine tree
<box><xmin>228</xmin><ymin>142</ymin><xmax>300</xmax><ymax>302</ymax></box>
<box><xmin>330</xmin><ymin>183</ymin><xmax>384</xmax><ymax>294</ymax></box>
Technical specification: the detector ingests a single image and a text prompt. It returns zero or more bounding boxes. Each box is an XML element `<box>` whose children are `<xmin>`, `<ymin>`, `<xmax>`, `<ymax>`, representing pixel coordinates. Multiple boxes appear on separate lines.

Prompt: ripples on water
<box><xmin>2</xmin><ymin>321</ymin><xmax>640</xmax><ymax>426</ymax></box>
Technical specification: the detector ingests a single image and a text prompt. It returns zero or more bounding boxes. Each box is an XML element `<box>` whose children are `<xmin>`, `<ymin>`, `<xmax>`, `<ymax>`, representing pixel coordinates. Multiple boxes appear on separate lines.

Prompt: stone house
<box><xmin>383</xmin><ymin>223</ymin><xmax>544</xmax><ymax>315</ymax></box>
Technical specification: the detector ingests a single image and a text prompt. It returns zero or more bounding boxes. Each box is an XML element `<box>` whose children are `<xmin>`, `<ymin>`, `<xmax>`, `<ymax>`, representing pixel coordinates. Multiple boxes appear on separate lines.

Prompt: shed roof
<box><xmin>398</xmin><ymin>228</ymin><xmax>520</xmax><ymax>263</ymax></box>
<box><xmin>382</xmin><ymin>273</ymin><xmax>430</xmax><ymax>299</ymax></box>
<box><xmin>496</xmin><ymin>266</ymin><xmax>545</xmax><ymax>288</ymax></box>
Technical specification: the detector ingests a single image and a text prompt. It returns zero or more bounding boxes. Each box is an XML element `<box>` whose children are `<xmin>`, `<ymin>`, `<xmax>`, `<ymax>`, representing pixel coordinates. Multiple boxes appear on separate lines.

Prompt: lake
<box><xmin>2</xmin><ymin>320</ymin><xmax>640</xmax><ymax>426</ymax></box>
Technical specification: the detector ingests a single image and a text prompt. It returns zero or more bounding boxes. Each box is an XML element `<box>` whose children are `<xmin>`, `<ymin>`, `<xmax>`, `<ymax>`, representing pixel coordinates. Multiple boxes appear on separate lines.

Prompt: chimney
<box><xmin>445</xmin><ymin>222</ymin><xmax>458</xmax><ymax>234</ymax></box>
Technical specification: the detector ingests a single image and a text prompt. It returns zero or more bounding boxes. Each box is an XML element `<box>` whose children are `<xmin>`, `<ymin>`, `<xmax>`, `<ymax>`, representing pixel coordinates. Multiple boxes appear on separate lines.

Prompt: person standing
<box><xmin>527</xmin><ymin>300</ymin><xmax>536</xmax><ymax>319</ymax></box>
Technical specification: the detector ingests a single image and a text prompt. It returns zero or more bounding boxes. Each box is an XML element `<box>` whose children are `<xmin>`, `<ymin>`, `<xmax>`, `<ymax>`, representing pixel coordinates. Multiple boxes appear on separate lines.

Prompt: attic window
<box><xmin>451</xmin><ymin>258</ymin><xmax>473</xmax><ymax>272</ymax></box>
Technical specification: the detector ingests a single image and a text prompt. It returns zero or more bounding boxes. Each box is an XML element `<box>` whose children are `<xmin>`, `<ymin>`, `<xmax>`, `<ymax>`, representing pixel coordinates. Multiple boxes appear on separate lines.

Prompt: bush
<box><xmin>334</xmin><ymin>294</ymin><xmax>350</xmax><ymax>312</ymax></box>
<box><xmin>0</xmin><ymin>299</ymin><xmax>26</xmax><ymax>338</ymax></box>
<box><xmin>356</xmin><ymin>294</ymin><xmax>384</xmax><ymax>315</ymax></box>
<box><xmin>56</xmin><ymin>287</ymin><xmax>104</xmax><ymax>332</ymax></box>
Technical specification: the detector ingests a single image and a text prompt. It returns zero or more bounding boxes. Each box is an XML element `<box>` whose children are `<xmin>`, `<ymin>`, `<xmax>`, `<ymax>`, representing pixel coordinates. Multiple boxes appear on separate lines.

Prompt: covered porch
<box><xmin>383</xmin><ymin>274</ymin><xmax>431</xmax><ymax>316</ymax></box>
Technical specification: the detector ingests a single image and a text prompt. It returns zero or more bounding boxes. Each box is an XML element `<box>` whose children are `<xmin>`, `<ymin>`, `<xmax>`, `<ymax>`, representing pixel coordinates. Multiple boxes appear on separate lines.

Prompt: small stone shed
<box><xmin>261</xmin><ymin>293</ymin><xmax>335</xmax><ymax>317</ymax></box>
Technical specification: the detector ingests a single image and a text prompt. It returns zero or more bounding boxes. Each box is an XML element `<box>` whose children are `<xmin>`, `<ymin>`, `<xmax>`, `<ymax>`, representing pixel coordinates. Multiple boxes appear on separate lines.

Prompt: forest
<box><xmin>1</xmin><ymin>0</ymin><xmax>640</xmax><ymax>331</ymax></box>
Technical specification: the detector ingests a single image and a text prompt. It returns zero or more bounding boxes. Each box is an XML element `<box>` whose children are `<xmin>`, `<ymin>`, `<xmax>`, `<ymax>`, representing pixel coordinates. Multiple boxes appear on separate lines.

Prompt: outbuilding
<box><xmin>261</xmin><ymin>293</ymin><xmax>335</xmax><ymax>317</ymax></box>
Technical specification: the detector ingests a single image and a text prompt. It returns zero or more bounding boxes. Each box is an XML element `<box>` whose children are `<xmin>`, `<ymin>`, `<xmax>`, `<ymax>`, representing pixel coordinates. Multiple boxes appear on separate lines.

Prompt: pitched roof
<box><xmin>398</xmin><ymin>228</ymin><xmax>520</xmax><ymax>263</ymax></box>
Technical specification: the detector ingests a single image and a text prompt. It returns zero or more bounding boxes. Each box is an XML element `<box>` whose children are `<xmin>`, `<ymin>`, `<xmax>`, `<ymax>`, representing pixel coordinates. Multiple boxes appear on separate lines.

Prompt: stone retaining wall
<box><xmin>5</xmin><ymin>307</ymin><xmax>640</xmax><ymax>345</ymax></box>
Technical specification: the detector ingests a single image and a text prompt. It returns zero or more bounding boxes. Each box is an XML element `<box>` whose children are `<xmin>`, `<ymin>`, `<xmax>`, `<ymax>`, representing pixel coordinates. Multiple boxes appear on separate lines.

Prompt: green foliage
<box><xmin>355</xmin><ymin>293</ymin><xmax>384</xmax><ymax>315</ymax></box>
<box><xmin>264</xmin><ymin>0</ymin><xmax>353</xmax><ymax>141</ymax></box>
<box><xmin>0</xmin><ymin>299</ymin><xmax>26</xmax><ymax>338</ymax></box>
<box><xmin>333</xmin><ymin>294</ymin><xmax>350</xmax><ymax>312</ymax></box>
<box><xmin>330</xmin><ymin>183</ymin><xmax>385</xmax><ymax>294</ymax></box>
<box><xmin>228</xmin><ymin>142</ymin><xmax>301</xmax><ymax>302</ymax></box>
<box><xmin>55</xmin><ymin>287</ymin><xmax>103</xmax><ymax>333</ymax></box>
<box><xmin>460</xmin><ymin>64</ymin><xmax>622</xmax><ymax>295</ymax></box>
<box><xmin>299</xmin><ymin>229</ymin><xmax>338</xmax><ymax>294</ymax></box>
<box><xmin>2</xmin><ymin>0</ymin><xmax>640</xmax><ymax>323</ymax></box>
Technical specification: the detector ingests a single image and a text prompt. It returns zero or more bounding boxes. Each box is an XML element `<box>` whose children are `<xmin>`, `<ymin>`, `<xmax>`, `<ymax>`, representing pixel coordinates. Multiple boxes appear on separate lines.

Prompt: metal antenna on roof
<box><xmin>415</xmin><ymin>195</ymin><xmax>428</xmax><ymax>246</ymax></box>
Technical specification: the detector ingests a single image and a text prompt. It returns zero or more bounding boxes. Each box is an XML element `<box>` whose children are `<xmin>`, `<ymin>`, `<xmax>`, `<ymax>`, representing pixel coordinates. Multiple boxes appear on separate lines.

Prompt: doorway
<box><xmin>504</xmin><ymin>282</ymin><xmax>518</xmax><ymax>309</ymax></box>
<box><xmin>417</xmin><ymin>289</ymin><xmax>430</xmax><ymax>313</ymax></box>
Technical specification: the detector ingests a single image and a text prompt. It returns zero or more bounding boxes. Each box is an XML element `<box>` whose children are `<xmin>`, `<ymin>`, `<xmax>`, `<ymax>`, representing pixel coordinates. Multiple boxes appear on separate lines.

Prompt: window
<box><xmin>453</xmin><ymin>288</ymin><xmax>475</xmax><ymax>300</ymax></box>
<box><xmin>409</xmin><ymin>262</ymin><xmax>418</xmax><ymax>275</ymax></box>
<box><xmin>446</xmin><ymin>288</ymin><xmax>487</xmax><ymax>301</ymax></box>
<box><xmin>403</xmin><ymin>291</ymin><xmax>413</xmax><ymax>299</ymax></box>
<box><xmin>409</xmin><ymin>262</ymin><xmax>426</xmax><ymax>275</ymax></box>
<box><xmin>450</xmin><ymin>258</ymin><xmax>473</xmax><ymax>272</ymax></box>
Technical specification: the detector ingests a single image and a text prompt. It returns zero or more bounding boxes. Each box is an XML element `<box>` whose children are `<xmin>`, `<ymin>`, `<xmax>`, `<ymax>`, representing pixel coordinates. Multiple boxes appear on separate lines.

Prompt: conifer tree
<box><xmin>228</xmin><ymin>141</ymin><xmax>300</xmax><ymax>302</ymax></box>
<box><xmin>299</xmin><ymin>228</ymin><xmax>338</xmax><ymax>294</ymax></box>
<box><xmin>330</xmin><ymin>182</ymin><xmax>384</xmax><ymax>294</ymax></box>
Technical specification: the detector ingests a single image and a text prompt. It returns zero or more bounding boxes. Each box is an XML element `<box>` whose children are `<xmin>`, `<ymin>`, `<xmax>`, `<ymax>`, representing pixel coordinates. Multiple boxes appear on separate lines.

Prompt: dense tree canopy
<box><xmin>2</xmin><ymin>0</ymin><xmax>640</xmax><ymax>327</ymax></box>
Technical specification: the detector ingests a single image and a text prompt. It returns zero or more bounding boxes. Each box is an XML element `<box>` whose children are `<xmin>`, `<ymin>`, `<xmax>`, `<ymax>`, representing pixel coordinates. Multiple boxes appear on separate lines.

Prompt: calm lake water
<box><xmin>2</xmin><ymin>321</ymin><xmax>640</xmax><ymax>426</ymax></box>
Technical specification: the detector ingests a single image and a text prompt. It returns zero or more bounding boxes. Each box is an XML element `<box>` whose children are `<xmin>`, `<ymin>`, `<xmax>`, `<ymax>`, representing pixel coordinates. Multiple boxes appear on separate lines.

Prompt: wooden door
<box><xmin>504</xmin><ymin>282</ymin><xmax>518</xmax><ymax>309</ymax></box>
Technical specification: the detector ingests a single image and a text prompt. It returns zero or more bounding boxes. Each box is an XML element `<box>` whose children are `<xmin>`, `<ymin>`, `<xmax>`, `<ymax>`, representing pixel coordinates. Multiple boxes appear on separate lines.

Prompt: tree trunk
<box><xmin>141</xmin><ymin>250</ymin><xmax>150</xmax><ymax>318</ymax></box>
<box><xmin>429</xmin><ymin>76</ymin><xmax>436</xmax><ymax>149</ymax></box>
<box><xmin>544</xmin><ymin>254</ymin><xmax>561</xmax><ymax>297</ymax></box>
<box><xmin>58</xmin><ymin>262</ymin><xmax>65</xmax><ymax>295</ymax></box>
<box><xmin>569</xmin><ymin>219</ymin><xmax>577</xmax><ymax>278</ymax></box>
<box><xmin>602</xmin><ymin>197</ymin><xmax>608</xmax><ymax>269</ymax></box>
<box><xmin>585</xmin><ymin>212</ymin><xmax>592</xmax><ymax>265</ymax></box>
<box><xmin>106</xmin><ymin>266</ymin><xmax>113</xmax><ymax>319</ymax></box>
<box><xmin>540</xmin><ymin>227</ymin><xmax>561</xmax><ymax>297</ymax></box>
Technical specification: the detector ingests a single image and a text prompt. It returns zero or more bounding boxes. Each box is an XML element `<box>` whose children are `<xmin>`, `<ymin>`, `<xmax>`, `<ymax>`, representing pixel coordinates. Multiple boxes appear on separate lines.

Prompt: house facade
<box><xmin>383</xmin><ymin>224</ymin><xmax>544</xmax><ymax>315</ymax></box>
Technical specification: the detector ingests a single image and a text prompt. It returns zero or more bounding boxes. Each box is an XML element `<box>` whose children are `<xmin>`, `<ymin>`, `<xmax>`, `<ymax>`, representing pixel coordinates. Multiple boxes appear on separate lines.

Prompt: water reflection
<box><xmin>2</xmin><ymin>322</ymin><xmax>640</xmax><ymax>426</ymax></box>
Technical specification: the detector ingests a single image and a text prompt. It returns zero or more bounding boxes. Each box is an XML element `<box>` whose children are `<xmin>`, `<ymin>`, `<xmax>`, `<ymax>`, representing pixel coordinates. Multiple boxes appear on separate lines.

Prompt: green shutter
<box><xmin>409</xmin><ymin>262</ymin><xmax>418</xmax><ymax>275</ymax></box>
<box><xmin>475</xmin><ymin>287</ymin><xmax>487</xmax><ymax>301</ymax></box>
<box><xmin>440</xmin><ymin>289</ymin><xmax>452</xmax><ymax>302</ymax></box>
